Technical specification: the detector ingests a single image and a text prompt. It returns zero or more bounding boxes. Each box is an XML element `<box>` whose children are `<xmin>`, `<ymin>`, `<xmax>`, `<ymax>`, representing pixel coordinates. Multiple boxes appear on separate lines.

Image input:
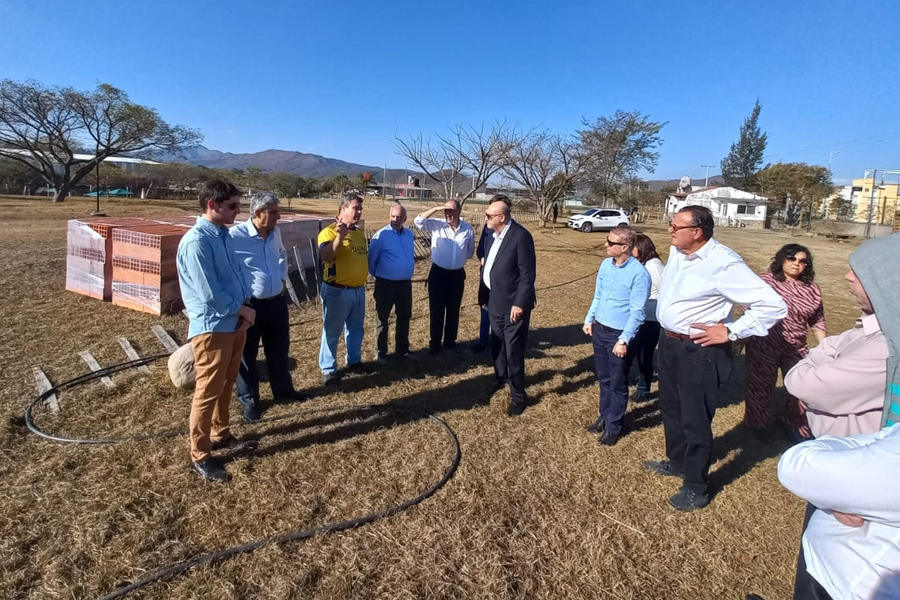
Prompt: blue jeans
<box><xmin>591</xmin><ymin>322</ymin><xmax>630</xmax><ymax>436</ymax></box>
<box><xmin>318</xmin><ymin>283</ymin><xmax>365</xmax><ymax>374</ymax></box>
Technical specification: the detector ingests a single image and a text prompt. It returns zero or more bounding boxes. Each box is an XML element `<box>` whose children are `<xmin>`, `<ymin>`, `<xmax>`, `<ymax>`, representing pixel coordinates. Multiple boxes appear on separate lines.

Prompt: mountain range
<box><xmin>158</xmin><ymin>145</ymin><xmax>724</xmax><ymax>191</ymax></box>
<box><xmin>158</xmin><ymin>145</ymin><xmax>414</xmax><ymax>180</ymax></box>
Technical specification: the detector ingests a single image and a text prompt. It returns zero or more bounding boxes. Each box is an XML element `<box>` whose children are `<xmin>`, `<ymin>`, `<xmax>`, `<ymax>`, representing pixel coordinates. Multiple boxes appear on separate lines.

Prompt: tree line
<box><xmin>0</xmin><ymin>79</ymin><xmax>849</xmax><ymax>227</ymax></box>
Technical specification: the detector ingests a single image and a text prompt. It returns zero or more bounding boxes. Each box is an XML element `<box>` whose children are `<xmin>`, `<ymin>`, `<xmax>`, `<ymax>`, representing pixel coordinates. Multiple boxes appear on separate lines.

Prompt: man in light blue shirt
<box><xmin>368</xmin><ymin>203</ymin><xmax>415</xmax><ymax>361</ymax></box>
<box><xmin>177</xmin><ymin>178</ymin><xmax>255</xmax><ymax>483</ymax></box>
<box><xmin>582</xmin><ymin>226</ymin><xmax>650</xmax><ymax>446</ymax></box>
<box><xmin>230</xmin><ymin>192</ymin><xmax>304</xmax><ymax>423</ymax></box>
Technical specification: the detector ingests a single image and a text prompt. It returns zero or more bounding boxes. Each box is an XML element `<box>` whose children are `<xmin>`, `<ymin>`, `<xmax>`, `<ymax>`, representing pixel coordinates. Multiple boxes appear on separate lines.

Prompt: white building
<box><xmin>666</xmin><ymin>186</ymin><xmax>768</xmax><ymax>229</ymax></box>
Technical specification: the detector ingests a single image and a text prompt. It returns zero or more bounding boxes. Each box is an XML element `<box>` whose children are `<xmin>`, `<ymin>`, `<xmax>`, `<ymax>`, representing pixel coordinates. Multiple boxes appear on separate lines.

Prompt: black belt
<box><xmin>431</xmin><ymin>264</ymin><xmax>464</xmax><ymax>272</ymax></box>
<box><xmin>594</xmin><ymin>322</ymin><xmax>623</xmax><ymax>333</ymax></box>
<box><xmin>250</xmin><ymin>293</ymin><xmax>284</xmax><ymax>303</ymax></box>
<box><xmin>324</xmin><ymin>281</ymin><xmax>363</xmax><ymax>290</ymax></box>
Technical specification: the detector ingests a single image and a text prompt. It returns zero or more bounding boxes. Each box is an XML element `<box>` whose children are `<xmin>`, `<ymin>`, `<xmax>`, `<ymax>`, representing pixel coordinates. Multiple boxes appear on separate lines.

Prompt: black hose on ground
<box><xmin>23</xmin><ymin>357</ymin><xmax>462</xmax><ymax>600</ymax></box>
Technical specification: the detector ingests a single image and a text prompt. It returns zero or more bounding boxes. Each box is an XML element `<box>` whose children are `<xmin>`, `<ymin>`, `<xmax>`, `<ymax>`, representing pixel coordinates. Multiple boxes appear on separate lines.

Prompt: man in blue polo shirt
<box><xmin>582</xmin><ymin>226</ymin><xmax>651</xmax><ymax>446</ymax></box>
<box><xmin>177</xmin><ymin>178</ymin><xmax>255</xmax><ymax>482</ymax></box>
<box><xmin>368</xmin><ymin>203</ymin><xmax>415</xmax><ymax>361</ymax></box>
<box><xmin>230</xmin><ymin>192</ymin><xmax>305</xmax><ymax>424</ymax></box>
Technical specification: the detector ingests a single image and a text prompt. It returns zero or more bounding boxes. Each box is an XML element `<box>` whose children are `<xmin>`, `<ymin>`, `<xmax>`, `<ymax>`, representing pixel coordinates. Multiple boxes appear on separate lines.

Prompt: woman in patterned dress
<box><xmin>744</xmin><ymin>243</ymin><xmax>826</xmax><ymax>438</ymax></box>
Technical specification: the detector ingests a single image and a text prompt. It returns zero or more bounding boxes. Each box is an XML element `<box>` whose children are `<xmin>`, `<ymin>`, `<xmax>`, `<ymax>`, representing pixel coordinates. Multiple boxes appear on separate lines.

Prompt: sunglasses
<box><xmin>606</xmin><ymin>237</ymin><xmax>627</xmax><ymax>246</ymax></box>
<box><xmin>668</xmin><ymin>221</ymin><xmax>698</xmax><ymax>233</ymax></box>
<box><xmin>484</xmin><ymin>212</ymin><xmax>502</xmax><ymax>220</ymax></box>
<box><xmin>785</xmin><ymin>256</ymin><xmax>809</xmax><ymax>265</ymax></box>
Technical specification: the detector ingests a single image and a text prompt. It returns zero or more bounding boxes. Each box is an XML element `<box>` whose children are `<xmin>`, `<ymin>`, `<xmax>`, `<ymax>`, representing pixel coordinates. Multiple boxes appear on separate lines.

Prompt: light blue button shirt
<box><xmin>368</xmin><ymin>224</ymin><xmax>415</xmax><ymax>280</ymax></box>
<box><xmin>584</xmin><ymin>255</ymin><xmax>651</xmax><ymax>343</ymax></box>
<box><xmin>229</xmin><ymin>219</ymin><xmax>288</xmax><ymax>299</ymax></box>
<box><xmin>177</xmin><ymin>217</ymin><xmax>251</xmax><ymax>338</ymax></box>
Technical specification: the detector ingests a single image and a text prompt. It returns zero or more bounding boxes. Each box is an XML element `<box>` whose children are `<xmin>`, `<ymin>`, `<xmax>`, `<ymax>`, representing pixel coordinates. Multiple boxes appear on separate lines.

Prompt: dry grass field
<box><xmin>0</xmin><ymin>195</ymin><xmax>865</xmax><ymax>600</ymax></box>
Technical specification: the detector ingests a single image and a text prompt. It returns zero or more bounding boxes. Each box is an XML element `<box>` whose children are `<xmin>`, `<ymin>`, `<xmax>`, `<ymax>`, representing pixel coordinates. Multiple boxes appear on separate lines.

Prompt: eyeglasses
<box><xmin>484</xmin><ymin>213</ymin><xmax>502</xmax><ymax>220</ymax></box>
<box><xmin>668</xmin><ymin>221</ymin><xmax>698</xmax><ymax>233</ymax></box>
<box><xmin>785</xmin><ymin>256</ymin><xmax>809</xmax><ymax>265</ymax></box>
<box><xmin>606</xmin><ymin>237</ymin><xmax>627</xmax><ymax>246</ymax></box>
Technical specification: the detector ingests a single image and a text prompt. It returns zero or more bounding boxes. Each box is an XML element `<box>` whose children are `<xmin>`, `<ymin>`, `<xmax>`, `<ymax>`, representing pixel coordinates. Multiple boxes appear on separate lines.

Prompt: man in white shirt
<box><xmin>414</xmin><ymin>200</ymin><xmax>475</xmax><ymax>354</ymax></box>
<box><xmin>776</xmin><ymin>425</ymin><xmax>900</xmax><ymax>600</ymax></box>
<box><xmin>643</xmin><ymin>205</ymin><xmax>786</xmax><ymax>511</ymax></box>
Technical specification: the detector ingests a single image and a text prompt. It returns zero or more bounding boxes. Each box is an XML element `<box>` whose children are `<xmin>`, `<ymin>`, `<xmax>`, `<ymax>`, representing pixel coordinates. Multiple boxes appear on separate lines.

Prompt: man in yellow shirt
<box><xmin>317</xmin><ymin>194</ymin><xmax>369</xmax><ymax>385</ymax></box>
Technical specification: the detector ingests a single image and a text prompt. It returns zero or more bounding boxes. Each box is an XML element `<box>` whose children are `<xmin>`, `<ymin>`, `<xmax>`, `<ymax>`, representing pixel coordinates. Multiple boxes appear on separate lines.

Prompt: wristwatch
<box><xmin>726</xmin><ymin>327</ymin><xmax>738</xmax><ymax>342</ymax></box>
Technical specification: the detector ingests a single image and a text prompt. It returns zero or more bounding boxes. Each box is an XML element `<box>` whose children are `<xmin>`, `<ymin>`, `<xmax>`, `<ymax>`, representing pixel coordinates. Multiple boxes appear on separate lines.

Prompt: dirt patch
<box><xmin>0</xmin><ymin>195</ymin><xmax>864</xmax><ymax>599</ymax></box>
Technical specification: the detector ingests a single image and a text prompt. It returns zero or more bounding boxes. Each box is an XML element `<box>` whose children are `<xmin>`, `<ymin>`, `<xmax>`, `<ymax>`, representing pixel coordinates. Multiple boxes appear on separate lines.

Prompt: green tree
<box><xmin>0</xmin><ymin>80</ymin><xmax>200</xmax><ymax>202</ymax></box>
<box><xmin>579</xmin><ymin>110</ymin><xmax>665</xmax><ymax>205</ymax></box>
<box><xmin>759</xmin><ymin>162</ymin><xmax>832</xmax><ymax>229</ymax></box>
<box><xmin>720</xmin><ymin>100</ymin><xmax>767</xmax><ymax>192</ymax></box>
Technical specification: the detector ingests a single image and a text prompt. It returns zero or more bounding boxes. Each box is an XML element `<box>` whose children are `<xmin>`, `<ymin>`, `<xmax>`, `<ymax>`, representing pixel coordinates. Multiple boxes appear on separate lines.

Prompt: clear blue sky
<box><xmin>2</xmin><ymin>0</ymin><xmax>898</xmax><ymax>184</ymax></box>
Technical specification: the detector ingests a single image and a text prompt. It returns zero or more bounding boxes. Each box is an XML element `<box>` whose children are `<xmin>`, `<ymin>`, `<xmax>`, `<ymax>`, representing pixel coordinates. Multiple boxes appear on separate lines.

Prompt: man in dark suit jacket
<box><xmin>482</xmin><ymin>196</ymin><xmax>537</xmax><ymax>416</ymax></box>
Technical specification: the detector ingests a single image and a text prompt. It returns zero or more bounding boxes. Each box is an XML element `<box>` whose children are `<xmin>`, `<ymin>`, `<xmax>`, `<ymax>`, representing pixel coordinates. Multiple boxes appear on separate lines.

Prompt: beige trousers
<box><xmin>189</xmin><ymin>330</ymin><xmax>246</xmax><ymax>462</ymax></box>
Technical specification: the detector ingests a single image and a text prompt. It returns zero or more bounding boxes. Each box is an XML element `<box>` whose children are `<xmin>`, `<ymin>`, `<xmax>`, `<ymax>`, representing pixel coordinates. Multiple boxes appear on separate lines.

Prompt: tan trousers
<box><xmin>189</xmin><ymin>330</ymin><xmax>246</xmax><ymax>462</ymax></box>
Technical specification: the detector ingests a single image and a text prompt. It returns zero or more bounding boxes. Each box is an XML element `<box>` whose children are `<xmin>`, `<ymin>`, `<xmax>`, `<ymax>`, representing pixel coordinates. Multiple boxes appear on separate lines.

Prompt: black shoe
<box><xmin>239</xmin><ymin>401</ymin><xmax>261</xmax><ymax>423</ymax></box>
<box><xmin>346</xmin><ymin>361</ymin><xmax>374</xmax><ymax>374</ymax></box>
<box><xmin>428</xmin><ymin>346</ymin><xmax>441</xmax><ymax>355</ymax></box>
<box><xmin>274</xmin><ymin>390</ymin><xmax>307</xmax><ymax>403</ymax></box>
<box><xmin>668</xmin><ymin>486</ymin><xmax>709</xmax><ymax>512</ymax></box>
<box><xmin>375</xmin><ymin>352</ymin><xmax>388</xmax><ymax>364</ymax></box>
<box><xmin>322</xmin><ymin>372</ymin><xmax>340</xmax><ymax>387</ymax></box>
<box><xmin>191</xmin><ymin>457</ymin><xmax>228</xmax><ymax>482</ymax></box>
<box><xmin>472</xmin><ymin>343</ymin><xmax>487</xmax><ymax>353</ymax></box>
<box><xmin>585</xmin><ymin>417</ymin><xmax>605</xmax><ymax>434</ymax></box>
<box><xmin>598</xmin><ymin>430</ymin><xmax>619</xmax><ymax>446</ymax></box>
<box><xmin>746</xmin><ymin>595</ymin><xmax>767</xmax><ymax>600</ymax></box>
<box><xmin>642</xmin><ymin>459</ymin><xmax>685</xmax><ymax>478</ymax></box>
<box><xmin>211</xmin><ymin>435</ymin><xmax>259</xmax><ymax>452</ymax></box>
<box><xmin>444</xmin><ymin>342</ymin><xmax>457</xmax><ymax>351</ymax></box>
<box><xmin>506</xmin><ymin>401</ymin><xmax>526</xmax><ymax>416</ymax></box>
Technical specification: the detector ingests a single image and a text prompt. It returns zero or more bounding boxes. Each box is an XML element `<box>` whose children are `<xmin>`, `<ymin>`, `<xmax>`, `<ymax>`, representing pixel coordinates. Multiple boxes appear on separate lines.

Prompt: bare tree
<box><xmin>0</xmin><ymin>80</ymin><xmax>200</xmax><ymax>202</ymax></box>
<box><xmin>579</xmin><ymin>110</ymin><xmax>665</xmax><ymax>205</ymax></box>
<box><xmin>394</xmin><ymin>123</ymin><xmax>511</xmax><ymax>207</ymax></box>
<box><xmin>501</xmin><ymin>130</ymin><xmax>582</xmax><ymax>227</ymax></box>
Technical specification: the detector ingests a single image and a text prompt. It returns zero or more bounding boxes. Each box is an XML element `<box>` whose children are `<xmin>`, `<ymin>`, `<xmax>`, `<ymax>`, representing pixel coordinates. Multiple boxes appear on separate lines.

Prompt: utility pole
<box><xmin>824</xmin><ymin>151</ymin><xmax>840</xmax><ymax>219</ymax></box>
<box><xmin>700</xmin><ymin>165</ymin><xmax>714</xmax><ymax>188</ymax></box>
<box><xmin>865</xmin><ymin>169</ymin><xmax>877</xmax><ymax>239</ymax></box>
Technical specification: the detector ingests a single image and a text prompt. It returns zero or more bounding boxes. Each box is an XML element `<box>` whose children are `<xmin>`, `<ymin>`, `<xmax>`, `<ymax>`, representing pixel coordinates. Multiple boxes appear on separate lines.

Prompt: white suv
<box><xmin>567</xmin><ymin>208</ymin><xmax>630</xmax><ymax>233</ymax></box>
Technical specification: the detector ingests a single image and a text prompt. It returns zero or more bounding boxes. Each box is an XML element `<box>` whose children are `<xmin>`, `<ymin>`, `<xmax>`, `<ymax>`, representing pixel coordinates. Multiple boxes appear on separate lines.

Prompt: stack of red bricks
<box><xmin>66</xmin><ymin>213</ymin><xmax>327</xmax><ymax>315</ymax></box>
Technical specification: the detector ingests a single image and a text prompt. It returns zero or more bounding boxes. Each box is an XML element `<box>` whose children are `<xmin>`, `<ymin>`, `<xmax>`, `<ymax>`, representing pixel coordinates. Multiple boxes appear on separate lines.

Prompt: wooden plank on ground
<box><xmin>78</xmin><ymin>351</ymin><xmax>115</xmax><ymax>389</ymax></box>
<box><xmin>292</xmin><ymin>245</ymin><xmax>311</xmax><ymax>302</ymax></box>
<box><xmin>308</xmin><ymin>238</ymin><xmax>322</xmax><ymax>304</ymax></box>
<box><xmin>117</xmin><ymin>337</ymin><xmax>151</xmax><ymax>374</ymax></box>
<box><xmin>32</xmin><ymin>366</ymin><xmax>59</xmax><ymax>412</ymax></box>
<box><xmin>151</xmin><ymin>325</ymin><xmax>180</xmax><ymax>353</ymax></box>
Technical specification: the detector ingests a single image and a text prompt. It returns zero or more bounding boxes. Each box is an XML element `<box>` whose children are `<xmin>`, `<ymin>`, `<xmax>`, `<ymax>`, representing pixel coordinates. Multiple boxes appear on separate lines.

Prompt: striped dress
<box><xmin>743</xmin><ymin>272</ymin><xmax>826</xmax><ymax>429</ymax></box>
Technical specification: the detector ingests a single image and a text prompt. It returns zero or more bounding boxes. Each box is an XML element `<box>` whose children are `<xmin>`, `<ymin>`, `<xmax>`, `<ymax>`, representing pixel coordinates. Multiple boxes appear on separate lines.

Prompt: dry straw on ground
<box><xmin>0</xmin><ymin>195</ymin><xmax>864</xmax><ymax>599</ymax></box>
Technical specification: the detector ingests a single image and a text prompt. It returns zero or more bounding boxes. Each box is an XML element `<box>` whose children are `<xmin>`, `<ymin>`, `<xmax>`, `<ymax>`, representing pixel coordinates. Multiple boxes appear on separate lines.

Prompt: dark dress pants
<box><xmin>490</xmin><ymin>308</ymin><xmax>530</xmax><ymax>406</ymax></box>
<box><xmin>427</xmin><ymin>265</ymin><xmax>465</xmax><ymax>349</ymax></box>
<box><xmin>657</xmin><ymin>332</ymin><xmax>732</xmax><ymax>495</ymax></box>
<box><xmin>630</xmin><ymin>319</ymin><xmax>661</xmax><ymax>396</ymax></box>
<box><xmin>591</xmin><ymin>322</ymin><xmax>630</xmax><ymax>436</ymax></box>
<box><xmin>236</xmin><ymin>294</ymin><xmax>294</xmax><ymax>405</ymax></box>
<box><xmin>374</xmin><ymin>277</ymin><xmax>412</xmax><ymax>356</ymax></box>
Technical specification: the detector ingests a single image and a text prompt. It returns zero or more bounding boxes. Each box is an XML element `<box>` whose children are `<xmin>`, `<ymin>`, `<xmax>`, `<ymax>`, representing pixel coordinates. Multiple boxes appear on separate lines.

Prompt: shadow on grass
<box><xmin>709</xmin><ymin>422</ymin><xmax>792</xmax><ymax>497</ymax></box>
<box><xmin>251</xmin><ymin>370</ymin><xmax>499</xmax><ymax>459</ymax></box>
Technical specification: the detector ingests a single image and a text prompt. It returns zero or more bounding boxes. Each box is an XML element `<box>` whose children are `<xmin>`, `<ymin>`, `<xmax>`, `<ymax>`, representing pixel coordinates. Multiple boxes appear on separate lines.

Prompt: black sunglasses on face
<box><xmin>785</xmin><ymin>256</ymin><xmax>809</xmax><ymax>265</ymax></box>
<box><xmin>606</xmin><ymin>237</ymin><xmax>627</xmax><ymax>246</ymax></box>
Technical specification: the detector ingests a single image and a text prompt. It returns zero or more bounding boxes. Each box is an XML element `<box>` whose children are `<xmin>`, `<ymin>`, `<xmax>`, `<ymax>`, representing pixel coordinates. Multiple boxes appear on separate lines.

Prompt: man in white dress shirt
<box><xmin>414</xmin><ymin>200</ymin><xmax>475</xmax><ymax>354</ymax></box>
<box><xmin>643</xmin><ymin>205</ymin><xmax>787</xmax><ymax>511</ymax></box>
<box><xmin>776</xmin><ymin>425</ymin><xmax>900</xmax><ymax>600</ymax></box>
